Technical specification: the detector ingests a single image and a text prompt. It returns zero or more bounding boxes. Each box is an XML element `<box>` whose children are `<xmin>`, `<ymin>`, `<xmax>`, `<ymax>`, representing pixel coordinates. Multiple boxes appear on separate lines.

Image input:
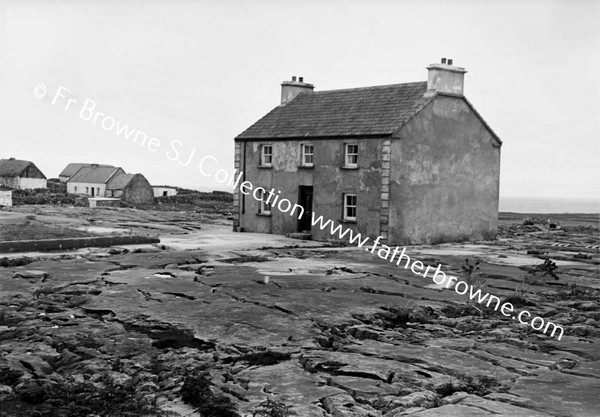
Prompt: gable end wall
<box><xmin>388</xmin><ymin>95</ymin><xmax>501</xmax><ymax>244</ymax></box>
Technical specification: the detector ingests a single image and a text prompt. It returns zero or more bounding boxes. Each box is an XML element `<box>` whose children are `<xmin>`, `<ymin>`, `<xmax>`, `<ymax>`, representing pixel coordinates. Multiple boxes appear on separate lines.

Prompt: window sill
<box><xmin>340</xmin><ymin>218</ymin><xmax>357</xmax><ymax>224</ymax></box>
<box><xmin>258</xmin><ymin>165</ymin><xmax>273</xmax><ymax>169</ymax></box>
<box><xmin>256</xmin><ymin>213</ymin><xmax>272</xmax><ymax>217</ymax></box>
<box><xmin>341</xmin><ymin>166</ymin><xmax>359</xmax><ymax>170</ymax></box>
<box><xmin>298</xmin><ymin>165</ymin><xmax>314</xmax><ymax>169</ymax></box>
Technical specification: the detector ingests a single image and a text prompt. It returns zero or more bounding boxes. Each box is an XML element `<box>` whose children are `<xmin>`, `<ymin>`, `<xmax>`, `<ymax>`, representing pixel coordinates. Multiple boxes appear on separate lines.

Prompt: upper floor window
<box><xmin>344</xmin><ymin>143</ymin><xmax>358</xmax><ymax>168</ymax></box>
<box><xmin>257</xmin><ymin>188</ymin><xmax>271</xmax><ymax>215</ymax></box>
<box><xmin>343</xmin><ymin>193</ymin><xmax>357</xmax><ymax>221</ymax></box>
<box><xmin>301</xmin><ymin>143</ymin><xmax>314</xmax><ymax>166</ymax></box>
<box><xmin>260</xmin><ymin>145</ymin><xmax>273</xmax><ymax>167</ymax></box>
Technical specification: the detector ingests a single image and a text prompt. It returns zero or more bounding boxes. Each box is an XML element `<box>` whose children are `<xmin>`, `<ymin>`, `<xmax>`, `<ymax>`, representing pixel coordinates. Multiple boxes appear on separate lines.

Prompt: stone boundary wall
<box><xmin>0</xmin><ymin>235</ymin><xmax>160</xmax><ymax>253</ymax></box>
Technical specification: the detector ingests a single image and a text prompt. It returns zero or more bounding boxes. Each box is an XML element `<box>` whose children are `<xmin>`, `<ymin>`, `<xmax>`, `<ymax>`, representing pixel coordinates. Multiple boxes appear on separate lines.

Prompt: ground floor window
<box><xmin>343</xmin><ymin>193</ymin><xmax>357</xmax><ymax>221</ymax></box>
<box><xmin>257</xmin><ymin>188</ymin><xmax>271</xmax><ymax>215</ymax></box>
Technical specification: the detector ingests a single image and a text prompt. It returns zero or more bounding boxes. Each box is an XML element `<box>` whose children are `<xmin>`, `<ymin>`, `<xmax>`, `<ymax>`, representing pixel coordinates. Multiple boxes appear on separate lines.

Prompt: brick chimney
<box><xmin>281</xmin><ymin>76</ymin><xmax>314</xmax><ymax>105</ymax></box>
<box><xmin>426</xmin><ymin>58</ymin><xmax>466</xmax><ymax>96</ymax></box>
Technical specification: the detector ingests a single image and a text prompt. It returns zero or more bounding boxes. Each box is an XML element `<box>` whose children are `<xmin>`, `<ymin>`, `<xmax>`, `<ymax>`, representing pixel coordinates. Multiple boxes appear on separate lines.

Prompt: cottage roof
<box><xmin>68</xmin><ymin>166</ymin><xmax>123</xmax><ymax>184</ymax></box>
<box><xmin>236</xmin><ymin>81</ymin><xmax>431</xmax><ymax>139</ymax></box>
<box><xmin>59</xmin><ymin>163</ymin><xmax>115</xmax><ymax>178</ymax></box>
<box><xmin>0</xmin><ymin>158</ymin><xmax>46</xmax><ymax>178</ymax></box>
<box><xmin>106</xmin><ymin>173</ymin><xmax>136</xmax><ymax>190</ymax></box>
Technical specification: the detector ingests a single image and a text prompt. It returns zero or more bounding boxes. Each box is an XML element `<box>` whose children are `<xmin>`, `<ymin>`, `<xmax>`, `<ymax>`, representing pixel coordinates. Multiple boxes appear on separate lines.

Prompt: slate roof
<box><xmin>106</xmin><ymin>173</ymin><xmax>135</xmax><ymax>190</ymax></box>
<box><xmin>68</xmin><ymin>166</ymin><xmax>123</xmax><ymax>184</ymax></box>
<box><xmin>59</xmin><ymin>163</ymin><xmax>115</xmax><ymax>178</ymax></box>
<box><xmin>236</xmin><ymin>81</ymin><xmax>431</xmax><ymax>139</ymax></box>
<box><xmin>0</xmin><ymin>159</ymin><xmax>46</xmax><ymax>178</ymax></box>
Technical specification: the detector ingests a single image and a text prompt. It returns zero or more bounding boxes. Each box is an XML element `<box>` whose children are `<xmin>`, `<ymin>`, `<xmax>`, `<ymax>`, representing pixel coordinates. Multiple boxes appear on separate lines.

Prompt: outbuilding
<box><xmin>0</xmin><ymin>189</ymin><xmax>12</xmax><ymax>207</ymax></box>
<box><xmin>0</xmin><ymin>158</ymin><xmax>47</xmax><ymax>190</ymax></box>
<box><xmin>106</xmin><ymin>173</ymin><xmax>154</xmax><ymax>205</ymax></box>
<box><xmin>153</xmin><ymin>186</ymin><xmax>177</xmax><ymax>197</ymax></box>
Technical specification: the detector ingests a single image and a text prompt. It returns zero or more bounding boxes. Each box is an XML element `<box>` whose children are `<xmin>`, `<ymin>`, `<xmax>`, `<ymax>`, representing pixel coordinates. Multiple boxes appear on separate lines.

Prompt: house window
<box><xmin>97</xmin><ymin>187</ymin><xmax>100</xmax><ymax>195</ymax></box>
<box><xmin>344</xmin><ymin>144</ymin><xmax>358</xmax><ymax>168</ymax></box>
<box><xmin>85</xmin><ymin>187</ymin><xmax>89</xmax><ymax>194</ymax></box>
<box><xmin>343</xmin><ymin>194</ymin><xmax>357</xmax><ymax>221</ymax></box>
<box><xmin>260</xmin><ymin>145</ymin><xmax>273</xmax><ymax>167</ymax></box>
<box><xmin>257</xmin><ymin>188</ymin><xmax>271</xmax><ymax>215</ymax></box>
<box><xmin>74</xmin><ymin>186</ymin><xmax>77</xmax><ymax>193</ymax></box>
<box><xmin>301</xmin><ymin>143</ymin><xmax>314</xmax><ymax>166</ymax></box>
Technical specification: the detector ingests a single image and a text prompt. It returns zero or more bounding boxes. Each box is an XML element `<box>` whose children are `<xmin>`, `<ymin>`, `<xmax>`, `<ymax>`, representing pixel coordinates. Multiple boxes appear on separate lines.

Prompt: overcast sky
<box><xmin>1</xmin><ymin>0</ymin><xmax>598</xmax><ymax>200</ymax></box>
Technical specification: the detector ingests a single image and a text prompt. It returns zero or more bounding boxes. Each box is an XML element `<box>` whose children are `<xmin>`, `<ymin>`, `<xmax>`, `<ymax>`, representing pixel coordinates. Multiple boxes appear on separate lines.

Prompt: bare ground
<box><xmin>0</xmin><ymin>205</ymin><xmax>598</xmax><ymax>416</ymax></box>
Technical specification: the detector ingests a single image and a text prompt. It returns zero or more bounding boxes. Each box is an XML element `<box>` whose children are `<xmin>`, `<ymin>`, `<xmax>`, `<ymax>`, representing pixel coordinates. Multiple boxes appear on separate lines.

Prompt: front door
<box><xmin>91</xmin><ymin>187</ymin><xmax>95</xmax><ymax>197</ymax></box>
<box><xmin>298</xmin><ymin>186</ymin><xmax>313</xmax><ymax>232</ymax></box>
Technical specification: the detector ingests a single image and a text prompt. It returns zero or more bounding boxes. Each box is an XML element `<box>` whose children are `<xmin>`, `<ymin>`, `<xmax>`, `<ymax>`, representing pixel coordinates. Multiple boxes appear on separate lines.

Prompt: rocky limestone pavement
<box><xmin>0</xmin><ymin>207</ymin><xmax>598</xmax><ymax>416</ymax></box>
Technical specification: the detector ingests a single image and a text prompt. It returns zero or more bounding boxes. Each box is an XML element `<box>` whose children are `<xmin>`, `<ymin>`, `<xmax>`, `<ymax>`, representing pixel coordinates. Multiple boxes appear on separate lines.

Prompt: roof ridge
<box><xmin>0</xmin><ymin>158</ymin><xmax>31</xmax><ymax>163</ymax></box>
<box><xmin>66</xmin><ymin>162</ymin><xmax>114</xmax><ymax>166</ymax></box>
<box><xmin>310</xmin><ymin>80</ymin><xmax>426</xmax><ymax>95</ymax></box>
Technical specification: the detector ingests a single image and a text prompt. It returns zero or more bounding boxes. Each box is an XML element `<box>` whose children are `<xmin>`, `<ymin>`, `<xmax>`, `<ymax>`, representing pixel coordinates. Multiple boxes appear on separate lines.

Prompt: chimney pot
<box><xmin>299</xmin><ymin>76</ymin><xmax>304</xmax><ymax>83</ymax></box>
<box><xmin>448</xmin><ymin>58</ymin><xmax>453</xmax><ymax>65</ymax></box>
<box><xmin>441</xmin><ymin>58</ymin><xmax>447</xmax><ymax>64</ymax></box>
<box><xmin>292</xmin><ymin>76</ymin><xmax>297</xmax><ymax>82</ymax></box>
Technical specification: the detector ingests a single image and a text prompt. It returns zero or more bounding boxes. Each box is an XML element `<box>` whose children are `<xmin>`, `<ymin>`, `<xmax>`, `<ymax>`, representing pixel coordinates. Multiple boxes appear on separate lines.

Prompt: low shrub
<box><xmin>253</xmin><ymin>398</ymin><xmax>292</xmax><ymax>417</ymax></box>
<box><xmin>180</xmin><ymin>371</ymin><xmax>239</xmax><ymax>417</ymax></box>
<box><xmin>13</xmin><ymin>374</ymin><xmax>161</xmax><ymax>417</ymax></box>
<box><xmin>11</xmin><ymin>188</ymin><xmax>84</xmax><ymax>206</ymax></box>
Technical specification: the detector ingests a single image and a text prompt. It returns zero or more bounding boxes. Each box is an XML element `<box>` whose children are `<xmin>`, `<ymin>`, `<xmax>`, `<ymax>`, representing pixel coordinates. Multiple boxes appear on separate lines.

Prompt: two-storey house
<box><xmin>233</xmin><ymin>59</ymin><xmax>502</xmax><ymax>245</ymax></box>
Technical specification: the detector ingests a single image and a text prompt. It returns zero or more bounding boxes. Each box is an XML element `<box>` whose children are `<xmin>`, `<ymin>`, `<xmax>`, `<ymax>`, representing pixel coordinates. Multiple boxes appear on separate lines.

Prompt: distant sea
<box><xmin>500</xmin><ymin>197</ymin><xmax>600</xmax><ymax>214</ymax></box>
<box><xmin>190</xmin><ymin>186</ymin><xmax>599</xmax><ymax>214</ymax></box>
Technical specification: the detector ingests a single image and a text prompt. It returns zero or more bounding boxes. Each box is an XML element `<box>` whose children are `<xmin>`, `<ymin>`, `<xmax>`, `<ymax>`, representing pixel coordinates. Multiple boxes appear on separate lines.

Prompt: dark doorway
<box><xmin>91</xmin><ymin>187</ymin><xmax>95</xmax><ymax>197</ymax></box>
<box><xmin>298</xmin><ymin>186</ymin><xmax>313</xmax><ymax>232</ymax></box>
